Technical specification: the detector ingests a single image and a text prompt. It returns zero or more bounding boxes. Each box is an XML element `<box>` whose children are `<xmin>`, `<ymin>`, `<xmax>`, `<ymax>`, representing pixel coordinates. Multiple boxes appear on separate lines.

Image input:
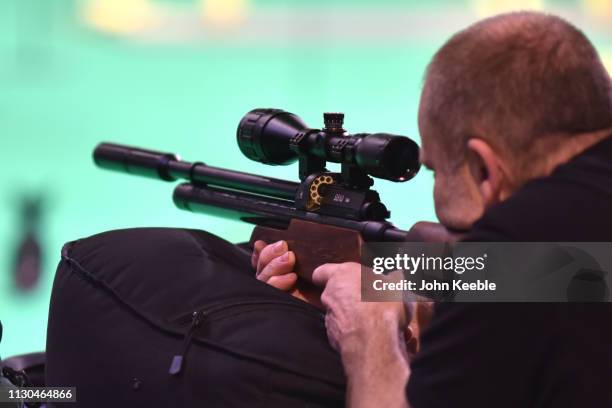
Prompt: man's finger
<box><xmin>311</xmin><ymin>263</ymin><xmax>337</xmax><ymax>287</ymax></box>
<box><xmin>257</xmin><ymin>251</ymin><xmax>296</xmax><ymax>282</ymax></box>
<box><xmin>267</xmin><ymin>273</ymin><xmax>298</xmax><ymax>292</ymax></box>
<box><xmin>251</xmin><ymin>240</ymin><xmax>267</xmax><ymax>269</ymax></box>
<box><xmin>257</xmin><ymin>240</ymin><xmax>288</xmax><ymax>274</ymax></box>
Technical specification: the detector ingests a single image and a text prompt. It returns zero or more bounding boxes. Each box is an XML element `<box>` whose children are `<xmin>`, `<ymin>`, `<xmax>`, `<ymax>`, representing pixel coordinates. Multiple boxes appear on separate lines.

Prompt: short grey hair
<box><xmin>419</xmin><ymin>11</ymin><xmax>612</xmax><ymax>174</ymax></box>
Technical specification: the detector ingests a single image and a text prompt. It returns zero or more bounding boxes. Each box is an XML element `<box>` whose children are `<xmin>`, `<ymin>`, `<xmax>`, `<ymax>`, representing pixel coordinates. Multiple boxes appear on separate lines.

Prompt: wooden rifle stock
<box><xmin>250</xmin><ymin>219</ymin><xmax>364</xmax><ymax>282</ymax></box>
<box><xmin>250</xmin><ymin>219</ymin><xmax>363</xmax><ymax>307</ymax></box>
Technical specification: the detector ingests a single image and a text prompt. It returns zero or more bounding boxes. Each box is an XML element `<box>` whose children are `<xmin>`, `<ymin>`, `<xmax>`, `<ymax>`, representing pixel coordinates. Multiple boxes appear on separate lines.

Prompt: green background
<box><xmin>0</xmin><ymin>0</ymin><xmax>610</xmax><ymax>358</ymax></box>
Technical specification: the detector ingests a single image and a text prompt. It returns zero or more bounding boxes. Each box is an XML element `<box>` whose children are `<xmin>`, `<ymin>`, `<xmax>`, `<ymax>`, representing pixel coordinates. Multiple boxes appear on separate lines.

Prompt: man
<box><xmin>253</xmin><ymin>11</ymin><xmax>612</xmax><ymax>407</ymax></box>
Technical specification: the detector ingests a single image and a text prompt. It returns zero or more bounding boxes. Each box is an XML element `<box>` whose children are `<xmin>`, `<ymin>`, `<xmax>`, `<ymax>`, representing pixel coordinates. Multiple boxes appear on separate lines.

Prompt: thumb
<box><xmin>311</xmin><ymin>263</ymin><xmax>334</xmax><ymax>287</ymax></box>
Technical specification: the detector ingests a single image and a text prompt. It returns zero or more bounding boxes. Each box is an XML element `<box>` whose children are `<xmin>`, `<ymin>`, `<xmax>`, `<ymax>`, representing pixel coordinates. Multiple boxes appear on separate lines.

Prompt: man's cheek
<box><xmin>433</xmin><ymin>176</ymin><xmax>470</xmax><ymax>229</ymax></box>
<box><xmin>432</xmin><ymin>181</ymin><xmax>451</xmax><ymax>224</ymax></box>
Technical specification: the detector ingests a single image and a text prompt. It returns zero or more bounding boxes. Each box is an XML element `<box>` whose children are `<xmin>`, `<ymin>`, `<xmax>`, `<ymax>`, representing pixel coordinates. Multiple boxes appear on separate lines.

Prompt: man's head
<box><xmin>419</xmin><ymin>11</ymin><xmax>612</xmax><ymax>230</ymax></box>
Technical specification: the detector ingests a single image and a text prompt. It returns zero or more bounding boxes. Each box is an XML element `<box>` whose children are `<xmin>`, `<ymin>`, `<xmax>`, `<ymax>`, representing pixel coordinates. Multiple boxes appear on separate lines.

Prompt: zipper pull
<box><xmin>169</xmin><ymin>310</ymin><xmax>205</xmax><ymax>376</ymax></box>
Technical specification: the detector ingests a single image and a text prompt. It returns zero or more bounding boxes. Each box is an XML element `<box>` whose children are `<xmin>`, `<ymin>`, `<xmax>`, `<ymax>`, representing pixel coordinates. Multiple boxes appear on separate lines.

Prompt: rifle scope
<box><xmin>237</xmin><ymin>109</ymin><xmax>420</xmax><ymax>182</ymax></box>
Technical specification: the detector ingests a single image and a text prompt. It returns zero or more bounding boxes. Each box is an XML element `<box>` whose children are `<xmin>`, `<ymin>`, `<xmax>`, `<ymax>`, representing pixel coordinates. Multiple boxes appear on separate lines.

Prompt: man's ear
<box><xmin>466</xmin><ymin>138</ymin><xmax>506</xmax><ymax>208</ymax></box>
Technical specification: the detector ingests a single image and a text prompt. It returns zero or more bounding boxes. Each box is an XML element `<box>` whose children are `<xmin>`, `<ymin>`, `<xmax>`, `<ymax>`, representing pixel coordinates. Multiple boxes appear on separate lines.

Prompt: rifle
<box><xmin>93</xmin><ymin>109</ymin><xmax>422</xmax><ymax>283</ymax></box>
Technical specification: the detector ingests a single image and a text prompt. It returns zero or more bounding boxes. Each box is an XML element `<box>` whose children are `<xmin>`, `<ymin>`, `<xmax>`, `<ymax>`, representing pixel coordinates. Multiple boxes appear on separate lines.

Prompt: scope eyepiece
<box><xmin>236</xmin><ymin>108</ymin><xmax>420</xmax><ymax>182</ymax></box>
<box><xmin>354</xmin><ymin>133</ymin><xmax>420</xmax><ymax>182</ymax></box>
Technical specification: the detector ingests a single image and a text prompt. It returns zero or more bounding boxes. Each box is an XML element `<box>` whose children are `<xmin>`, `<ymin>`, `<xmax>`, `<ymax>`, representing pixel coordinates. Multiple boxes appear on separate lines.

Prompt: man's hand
<box><xmin>251</xmin><ymin>240</ymin><xmax>297</xmax><ymax>291</ymax></box>
<box><xmin>312</xmin><ymin>262</ymin><xmax>411</xmax><ymax>408</ymax></box>
<box><xmin>251</xmin><ymin>240</ymin><xmax>323</xmax><ymax>306</ymax></box>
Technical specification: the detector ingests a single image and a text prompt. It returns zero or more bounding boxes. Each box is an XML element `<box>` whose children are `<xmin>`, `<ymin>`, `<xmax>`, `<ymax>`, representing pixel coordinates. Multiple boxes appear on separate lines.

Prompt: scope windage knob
<box><xmin>323</xmin><ymin>113</ymin><xmax>345</xmax><ymax>133</ymax></box>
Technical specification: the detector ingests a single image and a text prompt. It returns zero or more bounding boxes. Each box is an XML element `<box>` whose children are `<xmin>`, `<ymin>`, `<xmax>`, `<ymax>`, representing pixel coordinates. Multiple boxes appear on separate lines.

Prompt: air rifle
<box><xmin>93</xmin><ymin>109</ymin><xmax>422</xmax><ymax>282</ymax></box>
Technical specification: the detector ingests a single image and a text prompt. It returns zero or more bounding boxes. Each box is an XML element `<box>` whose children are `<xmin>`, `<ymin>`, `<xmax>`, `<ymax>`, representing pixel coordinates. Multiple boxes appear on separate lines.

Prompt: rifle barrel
<box><xmin>94</xmin><ymin>142</ymin><xmax>299</xmax><ymax>200</ymax></box>
<box><xmin>94</xmin><ymin>143</ymin><xmax>416</xmax><ymax>242</ymax></box>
